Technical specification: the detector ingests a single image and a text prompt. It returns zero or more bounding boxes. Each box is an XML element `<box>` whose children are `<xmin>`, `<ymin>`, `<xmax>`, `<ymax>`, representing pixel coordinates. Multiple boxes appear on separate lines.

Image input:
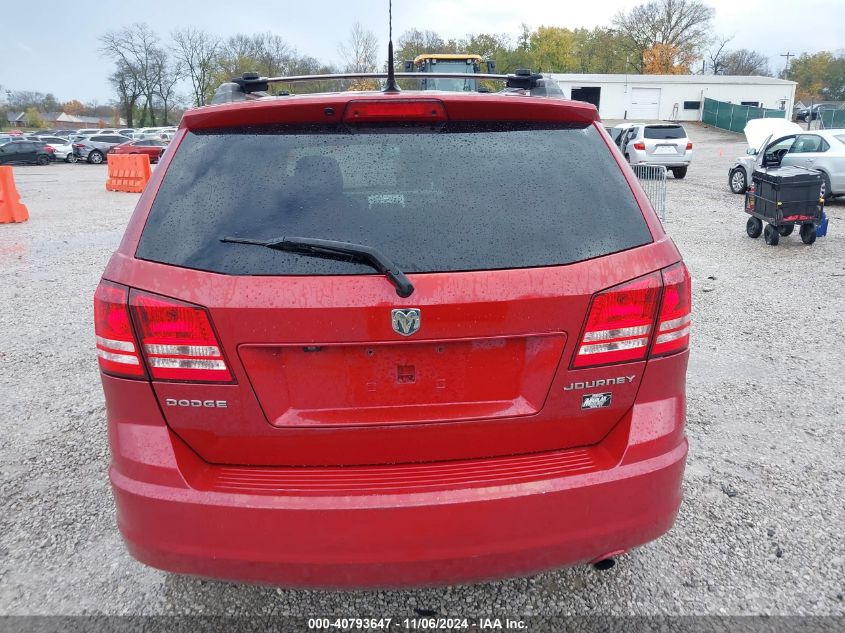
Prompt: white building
<box><xmin>548</xmin><ymin>73</ymin><xmax>797</xmax><ymax>121</ymax></box>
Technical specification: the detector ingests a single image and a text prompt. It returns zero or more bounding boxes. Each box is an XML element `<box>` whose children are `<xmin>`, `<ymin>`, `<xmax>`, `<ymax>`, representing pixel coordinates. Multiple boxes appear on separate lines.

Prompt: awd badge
<box><xmin>581</xmin><ymin>393</ymin><xmax>612</xmax><ymax>410</ymax></box>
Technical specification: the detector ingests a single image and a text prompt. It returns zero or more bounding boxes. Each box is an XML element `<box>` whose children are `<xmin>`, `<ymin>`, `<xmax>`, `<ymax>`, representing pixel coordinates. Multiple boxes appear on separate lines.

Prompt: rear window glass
<box><xmin>137</xmin><ymin>122</ymin><xmax>652</xmax><ymax>275</ymax></box>
<box><xmin>644</xmin><ymin>125</ymin><xmax>686</xmax><ymax>139</ymax></box>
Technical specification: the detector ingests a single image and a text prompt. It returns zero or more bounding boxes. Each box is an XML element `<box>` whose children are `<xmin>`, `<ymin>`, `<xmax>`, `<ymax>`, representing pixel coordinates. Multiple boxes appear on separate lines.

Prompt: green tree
<box><xmin>573</xmin><ymin>28</ymin><xmax>629</xmax><ymax>73</ymax></box>
<box><xmin>530</xmin><ymin>26</ymin><xmax>578</xmax><ymax>72</ymax></box>
<box><xmin>787</xmin><ymin>51</ymin><xmax>845</xmax><ymax>101</ymax></box>
<box><xmin>25</xmin><ymin>106</ymin><xmax>43</xmax><ymax>129</ymax></box>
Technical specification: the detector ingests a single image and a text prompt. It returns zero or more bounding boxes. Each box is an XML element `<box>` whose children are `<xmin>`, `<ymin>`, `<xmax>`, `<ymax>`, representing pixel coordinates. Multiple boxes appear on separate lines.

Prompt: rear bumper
<box><xmin>106</xmin><ymin>353</ymin><xmax>689</xmax><ymax>589</ymax></box>
<box><xmin>113</xmin><ymin>438</ymin><xmax>685</xmax><ymax>588</ymax></box>
<box><xmin>629</xmin><ymin>150</ymin><xmax>691</xmax><ymax>168</ymax></box>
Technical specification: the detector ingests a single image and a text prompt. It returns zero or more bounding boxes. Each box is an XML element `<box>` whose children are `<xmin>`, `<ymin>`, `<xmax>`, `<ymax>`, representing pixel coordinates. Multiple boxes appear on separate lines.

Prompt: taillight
<box><xmin>343</xmin><ymin>99</ymin><xmax>447</xmax><ymax>123</ymax></box>
<box><xmin>44</xmin><ymin>145</ymin><xmax>55</xmax><ymax>153</ymax></box>
<box><xmin>651</xmin><ymin>263</ymin><xmax>691</xmax><ymax>357</ymax></box>
<box><xmin>573</xmin><ymin>273</ymin><xmax>661</xmax><ymax>368</ymax></box>
<box><xmin>94</xmin><ymin>282</ymin><xmax>145</xmax><ymax>378</ymax></box>
<box><xmin>686</xmin><ymin>142</ymin><xmax>693</xmax><ymax>150</ymax></box>
<box><xmin>573</xmin><ymin>264</ymin><xmax>692</xmax><ymax>368</ymax></box>
<box><xmin>633</xmin><ymin>141</ymin><xmax>646</xmax><ymax>150</ymax></box>
<box><xmin>129</xmin><ymin>290</ymin><xmax>233</xmax><ymax>383</ymax></box>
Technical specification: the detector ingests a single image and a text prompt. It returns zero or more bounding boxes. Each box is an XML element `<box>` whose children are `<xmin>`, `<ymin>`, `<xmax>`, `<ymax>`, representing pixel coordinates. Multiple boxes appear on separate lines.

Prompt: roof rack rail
<box><xmin>211</xmin><ymin>70</ymin><xmax>543</xmax><ymax>104</ymax></box>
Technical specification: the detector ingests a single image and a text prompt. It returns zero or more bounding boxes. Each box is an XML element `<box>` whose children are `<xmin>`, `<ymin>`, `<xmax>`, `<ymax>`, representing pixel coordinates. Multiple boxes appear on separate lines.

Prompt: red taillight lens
<box><xmin>94</xmin><ymin>281</ymin><xmax>145</xmax><ymax>378</ymax></box>
<box><xmin>651</xmin><ymin>263</ymin><xmax>691</xmax><ymax>357</ymax></box>
<box><xmin>343</xmin><ymin>99</ymin><xmax>447</xmax><ymax>123</ymax></box>
<box><xmin>633</xmin><ymin>141</ymin><xmax>646</xmax><ymax>150</ymax></box>
<box><xmin>686</xmin><ymin>142</ymin><xmax>693</xmax><ymax>150</ymax></box>
<box><xmin>45</xmin><ymin>145</ymin><xmax>55</xmax><ymax>153</ymax></box>
<box><xmin>573</xmin><ymin>273</ymin><xmax>661</xmax><ymax>368</ymax></box>
<box><xmin>129</xmin><ymin>291</ymin><xmax>233</xmax><ymax>383</ymax></box>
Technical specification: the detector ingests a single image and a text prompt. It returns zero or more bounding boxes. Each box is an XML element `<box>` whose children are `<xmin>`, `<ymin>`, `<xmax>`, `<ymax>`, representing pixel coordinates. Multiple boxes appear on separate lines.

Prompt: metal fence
<box><xmin>702</xmin><ymin>98</ymin><xmax>787</xmax><ymax>133</ymax></box>
<box><xmin>632</xmin><ymin>164</ymin><xmax>667</xmax><ymax>221</ymax></box>
<box><xmin>819</xmin><ymin>107</ymin><xmax>845</xmax><ymax>129</ymax></box>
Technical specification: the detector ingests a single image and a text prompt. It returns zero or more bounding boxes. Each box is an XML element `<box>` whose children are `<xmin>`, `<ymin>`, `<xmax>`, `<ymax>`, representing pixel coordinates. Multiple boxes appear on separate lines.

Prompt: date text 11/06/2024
<box><xmin>307</xmin><ymin>617</ymin><xmax>527</xmax><ymax>630</ymax></box>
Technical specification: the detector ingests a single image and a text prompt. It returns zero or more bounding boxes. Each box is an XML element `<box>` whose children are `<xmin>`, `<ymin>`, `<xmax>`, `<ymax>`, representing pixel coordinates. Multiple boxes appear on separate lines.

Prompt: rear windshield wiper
<box><xmin>221</xmin><ymin>235</ymin><xmax>415</xmax><ymax>298</ymax></box>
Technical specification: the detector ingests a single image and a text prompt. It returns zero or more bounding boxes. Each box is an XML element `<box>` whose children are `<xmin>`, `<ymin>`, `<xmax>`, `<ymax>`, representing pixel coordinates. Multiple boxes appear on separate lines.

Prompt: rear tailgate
<box><xmin>112</xmin><ymin>237</ymin><xmax>678</xmax><ymax>467</ymax></box>
<box><xmin>645</xmin><ymin>125</ymin><xmax>688</xmax><ymax>157</ymax></box>
<box><xmin>113</xmin><ymin>94</ymin><xmax>677</xmax><ymax>466</ymax></box>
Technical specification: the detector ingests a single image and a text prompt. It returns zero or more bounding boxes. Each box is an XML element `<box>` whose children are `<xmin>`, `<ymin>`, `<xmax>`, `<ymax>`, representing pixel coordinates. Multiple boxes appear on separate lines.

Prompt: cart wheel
<box><xmin>746</xmin><ymin>217</ymin><xmax>763</xmax><ymax>238</ymax></box>
<box><xmin>799</xmin><ymin>223</ymin><xmax>817</xmax><ymax>245</ymax></box>
<box><xmin>778</xmin><ymin>224</ymin><xmax>794</xmax><ymax>237</ymax></box>
<box><xmin>764</xmin><ymin>224</ymin><xmax>780</xmax><ymax>246</ymax></box>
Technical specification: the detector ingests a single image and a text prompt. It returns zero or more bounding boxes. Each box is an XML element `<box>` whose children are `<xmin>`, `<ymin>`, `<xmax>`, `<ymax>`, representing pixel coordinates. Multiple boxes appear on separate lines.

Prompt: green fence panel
<box><xmin>702</xmin><ymin>98</ymin><xmax>718</xmax><ymax>126</ymax></box>
<box><xmin>716</xmin><ymin>102</ymin><xmax>733</xmax><ymax>130</ymax></box>
<box><xmin>703</xmin><ymin>98</ymin><xmax>787</xmax><ymax>132</ymax></box>
<box><xmin>820</xmin><ymin>109</ymin><xmax>845</xmax><ymax>128</ymax></box>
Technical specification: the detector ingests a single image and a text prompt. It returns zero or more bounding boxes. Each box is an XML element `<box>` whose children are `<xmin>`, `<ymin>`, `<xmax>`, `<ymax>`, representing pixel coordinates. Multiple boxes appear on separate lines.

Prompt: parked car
<box><xmin>37</xmin><ymin>136</ymin><xmax>75</xmax><ymax>162</ymax></box>
<box><xmin>729</xmin><ymin>124</ymin><xmax>845</xmax><ymax>199</ymax></box>
<box><xmin>118</xmin><ymin>128</ymin><xmax>136</xmax><ymax>137</ymax></box>
<box><xmin>135</xmin><ymin>127</ymin><xmax>166</xmax><ymax>140</ymax></box>
<box><xmin>795</xmin><ymin>104</ymin><xmax>827</xmax><ymax>122</ymax></box>
<box><xmin>75</xmin><ymin>128</ymin><xmax>103</xmax><ymax>136</ymax></box>
<box><xmin>72</xmin><ymin>133</ymin><xmax>132</xmax><ymax>164</ymax></box>
<box><xmin>0</xmin><ymin>140</ymin><xmax>53</xmax><ymax>165</ymax></box>
<box><xmin>110</xmin><ymin>139</ymin><xmax>167</xmax><ymax>163</ymax></box>
<box><xmin>95</xmin><ymin>73</ymin><xmax>691</xmax><ymax>588</ymax></box>
<box><xmin>618</xmin><ymin>123</ymin><xmax>693</xmax><ymax>178</ymax></box>
<box><xmin>728</xmin><ymin>118</ymin><xmax>803</xmax><ymax>194</ymax></box>
<box><xmin>605</xmin><ymin>123</ymin><xmax>628</xmax><ymax>145</ymax></box>
<box><xmin>157</xmin><ymin>128</ymin><xmax>178</xmax><ymax>141</ymax></box>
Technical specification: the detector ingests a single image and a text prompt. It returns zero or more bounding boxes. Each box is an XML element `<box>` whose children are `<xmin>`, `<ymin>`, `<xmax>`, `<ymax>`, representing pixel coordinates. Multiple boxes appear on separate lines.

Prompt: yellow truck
<box><xmin>403</xmin><ymin>54</ymin><xmax>496</xmax><ymax>92</ymax></box>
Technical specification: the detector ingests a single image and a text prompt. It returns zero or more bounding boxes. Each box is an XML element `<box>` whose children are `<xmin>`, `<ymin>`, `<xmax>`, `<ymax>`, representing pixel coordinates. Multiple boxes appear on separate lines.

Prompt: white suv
<box><xmin>617</xmin><ymin>123</ymin><xmax>693</xmax><ymax>179</ymax></box>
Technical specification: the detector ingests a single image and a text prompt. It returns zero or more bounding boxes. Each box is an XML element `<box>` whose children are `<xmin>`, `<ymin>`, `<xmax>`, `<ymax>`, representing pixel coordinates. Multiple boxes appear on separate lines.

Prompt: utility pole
<box><xmin>781</xmin><ymin>51</ymin><xmax>794</xmax><ymax>74</ymax></box>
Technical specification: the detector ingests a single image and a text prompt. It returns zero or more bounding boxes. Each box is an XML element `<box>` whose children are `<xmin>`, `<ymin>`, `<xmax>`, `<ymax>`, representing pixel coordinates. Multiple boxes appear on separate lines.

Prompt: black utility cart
<box><xmin>744</xmin><ymin>165</ymin><xmax>824</xmax><ymax>246</ymax></box>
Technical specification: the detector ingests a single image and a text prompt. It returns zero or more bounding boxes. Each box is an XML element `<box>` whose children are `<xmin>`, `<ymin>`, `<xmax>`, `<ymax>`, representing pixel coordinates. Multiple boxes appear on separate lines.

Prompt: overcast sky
<box><xmin>1</xmin><ymin>0</ymin><xmax>843</xmax><ymax>104</ymax></box>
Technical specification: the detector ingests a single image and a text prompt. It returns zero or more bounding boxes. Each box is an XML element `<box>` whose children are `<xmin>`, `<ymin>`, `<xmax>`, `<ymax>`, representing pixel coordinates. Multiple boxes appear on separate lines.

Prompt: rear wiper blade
<box><xmin>221</xmin><ymin>235</ymin><xmax>415</xmax><ymax>298</ymax></box>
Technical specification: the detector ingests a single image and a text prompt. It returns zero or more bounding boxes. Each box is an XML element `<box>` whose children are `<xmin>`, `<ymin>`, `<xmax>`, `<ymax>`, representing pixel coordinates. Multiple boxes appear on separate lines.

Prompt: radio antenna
<box><xmin>383</xmin><ymin>0</ymin><xmax>400</xmax><ymax>93</ymax></box>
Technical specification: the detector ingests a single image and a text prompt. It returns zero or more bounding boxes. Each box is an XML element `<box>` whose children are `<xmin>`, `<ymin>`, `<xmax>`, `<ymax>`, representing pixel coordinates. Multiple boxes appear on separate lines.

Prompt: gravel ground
<box><xmin>0</xmin><ymin>124</ymin><xmax>843</xmax><ymax>619</ymax></box>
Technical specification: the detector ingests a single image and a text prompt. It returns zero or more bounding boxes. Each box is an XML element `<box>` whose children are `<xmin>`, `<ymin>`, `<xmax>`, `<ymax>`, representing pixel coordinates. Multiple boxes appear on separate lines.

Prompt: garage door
<box><xmin>629</xmin><ymin>87</ymin><xmax>661</xmax><ymax>119</ymax></box>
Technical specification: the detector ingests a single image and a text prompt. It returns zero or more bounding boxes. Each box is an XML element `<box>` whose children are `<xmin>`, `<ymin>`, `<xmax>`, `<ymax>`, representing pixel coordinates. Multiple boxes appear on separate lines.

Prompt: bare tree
<box><xmin>339</xmin><ymin>22</ymin><xmax>379</xmax><ymax>73</ymax></box>
<box><xmin>396</xmin><ymin>29</ymin><xmax>445</xmax><ymax>64</ymax></box>
<box><xmin>109</xmin><ymin>62</ymin><xmax>142</xmax><ymax>127</ymax></box>
<box><xmin>100</xmin><ymin>24</ymin><xmax>162</xmax><ymax>125</ymax></box>
<box><xmin>721</xmin><ymin>49</ymin><xmax>771</xmax><ymax>76</ymax></box>
<box><xmin>253</xmin><ymin>32</ymin><xmax>295</xmax><ymax>77</ymax></box>
<box><xmin>172</xmin><ymin>28</ymin><xmax>220</xmax><ymax>107</ymax></box>
<box><xmin>152</xmin><ymin>49</ymin><xmax>182</xmax><ymax>124</ymax></box>
<box><xmin>707</xmin><ymin>34</ymin><xmax>733</xmax><ymax>74</ymax></box>
<box><xmin>216</xmin><ymin>33</ymin><xmax>294</xmax><ymax>78</ymax></box>
<box><xmin>612</xmin><ymin>0</ymin><xmax>714</xmax><ymax>72</ymax></box>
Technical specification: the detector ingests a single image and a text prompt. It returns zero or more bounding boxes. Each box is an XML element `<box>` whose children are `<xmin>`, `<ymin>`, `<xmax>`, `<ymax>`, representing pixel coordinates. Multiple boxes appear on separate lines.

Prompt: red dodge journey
<box><xmin>95</xmin><ymin>74</ymin><xmax>690</xmax><ymax>588</ymax></box>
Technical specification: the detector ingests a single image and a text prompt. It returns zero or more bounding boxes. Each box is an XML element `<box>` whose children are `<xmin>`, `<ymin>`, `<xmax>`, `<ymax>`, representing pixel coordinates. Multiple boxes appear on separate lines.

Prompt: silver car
<box><xmin>730</xmin><ymin>122</ymin><xmax>845</xmax><ymax>200</ymax></box>
<box><xmin>72</xmin><ymin>133</ymin><xmax>132</xmax><ymax>164</ymax></box>
<box><xmin>35</xmin><ymin>135</ymin><xmax>75</xmax><ymax>162</ymax></box>
<box><xmin>617</xmin><ymin>123</ymin><xmax>693</xmax><ymax>179</ymax></box>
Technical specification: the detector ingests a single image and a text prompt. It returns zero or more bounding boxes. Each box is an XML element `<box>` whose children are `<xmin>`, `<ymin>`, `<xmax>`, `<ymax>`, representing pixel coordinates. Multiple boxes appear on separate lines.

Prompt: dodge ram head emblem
<box><xmin>391</xmin><ymin>308</ymin><xmax>421</xmax><ymax>336</ymax></box>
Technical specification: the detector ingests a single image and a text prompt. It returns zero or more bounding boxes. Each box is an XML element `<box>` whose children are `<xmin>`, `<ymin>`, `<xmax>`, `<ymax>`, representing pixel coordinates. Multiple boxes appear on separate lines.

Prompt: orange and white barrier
<box><xmin>106</xmin><ymin>154</ymin><xmax>151</xmax><ymax>193</ymax></box>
